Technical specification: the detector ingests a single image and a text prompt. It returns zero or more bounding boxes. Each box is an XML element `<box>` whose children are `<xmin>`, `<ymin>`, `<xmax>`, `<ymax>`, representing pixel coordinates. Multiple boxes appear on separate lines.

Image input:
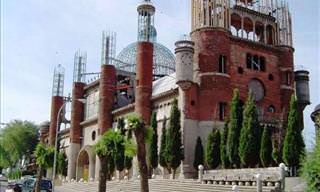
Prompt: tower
<box><xmin>173</xmin><ymin>0</ymin><xmax>302</xmax><ymax>177</ymax></box>
<box><xmin>68</xmin><ymin>50</ymin><xmax>87</xmax><ymax>180</ymax></box>
<box><xmin>98</xmin><ymin>32</ymin><xmax>117</xmax><ymax>135</ymax></box>
<box><xmin>49</xmin><ymin>64</ymin><xmax>65</xmax><ymax>146</ymax></box>
<box><xmin>135</xmin><ymin>0</ymin><xmax>155</xmax><ymax>124</ymax></box>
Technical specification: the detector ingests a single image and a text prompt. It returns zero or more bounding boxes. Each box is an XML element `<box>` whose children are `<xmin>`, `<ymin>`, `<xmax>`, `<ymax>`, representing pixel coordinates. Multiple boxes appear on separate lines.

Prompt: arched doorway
<box><xmin>76</xmin><ymin>146</ymin><xmax>96</xmax><ymax>181</ymax></box>
<box><xmin>77</xmin><ymin>150</ymin><xmax>89</xmax><ymax>181</ymax></box>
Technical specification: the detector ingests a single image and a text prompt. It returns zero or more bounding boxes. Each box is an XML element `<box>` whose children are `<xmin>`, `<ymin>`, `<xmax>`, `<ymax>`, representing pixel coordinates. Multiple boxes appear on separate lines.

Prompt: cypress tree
<box><xmin>159</xmin><ymin>117</ymin><xmax>168</xmax><ymax>172</ymax></box>
<box><xmin>260</xmin><ymin>125</ymin><xmax>272</xmax><ymax>167</ymax></box>
<box><xmin>227</xmin><ymin>89</ymin><xmax>242</xmax><ymax>168</ymax></box>
<box><xmin>194</xmin><ymin>137</ymin><xmax>204</xmax><ymax>170</ymax></box>
<box><xmin>272</xmin><ymin>140</ymin><xmax>282</xmax><ymax>165</ymax></box>
<box><xmin>220</xmin><ymin>120</ymin><xmax>230</xmax><ymax>168</ymax></box>
<box><xmin>166</xmin><ymin>98</ymin><xmax>183</xmax><ymax>179</ymax></box>
<box><xmin>283</xmin><ymin>95</ymin><xmax>305</xmax><ymax>172</ymax></box>
<box><xmin>206</xmin><ymin>130</ymin><xmax>221</xmax><ymax>169</ymax></box>
<box><xmin>124</xmin><ymin>129</ymin><xmax>133</xmax><ymax>171</ymax></box>
<box><xmin>115</xmin><ymin>118</ymin><xmax>126</xmax><ymax>173</ymax></box>
<box><xmin>148</xmin><ymin>112</ymin><xmax>158</xmax><ymax>170</ymax></box>
<box><xmin>238</xmin><ymin>91</ymin><xmax>261</xmax><ymax>167</ymax></box>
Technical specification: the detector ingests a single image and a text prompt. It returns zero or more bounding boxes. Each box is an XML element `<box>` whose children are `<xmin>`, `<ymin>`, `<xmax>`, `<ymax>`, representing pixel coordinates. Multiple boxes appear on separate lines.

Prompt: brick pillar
<box><xmin>49</xmin><ymin>96</ymin><xmax>64</xmax><ymax>146</ymax></box>
<box><xmin>67</xmin><ymin>82</ymin><xmax>85</xmax><ymax>181</ymax></box>
<box><xmin>98</xmin><ymin>65</ymin><xmax>116</xmax><ymax>135</ymax></box>
<box><xmin>135</xmin><ymin>42</ymin><xmax>154</xmax><ymax>124</ymax></box>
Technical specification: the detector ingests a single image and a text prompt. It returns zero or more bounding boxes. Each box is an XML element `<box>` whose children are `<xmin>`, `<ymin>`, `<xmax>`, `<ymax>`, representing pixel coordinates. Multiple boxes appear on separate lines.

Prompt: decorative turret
<box><xmin>39</xmin><ymin>121</ymin><xmax>50</xmax><ymax>144</ymax></box>
<box><xmin>295</xmin><ymin>69</ymin><xmax>310</xmax><ymax>109</ymax></box>
<box><xmin>137</xmin><ymin>0</ymin><xmax>156</xmax><ymax>42</ymax></box>
<box><xmin>175</xmin><ymin>35</ymin><xmax>195</xmax><ymax>90</ymax></box>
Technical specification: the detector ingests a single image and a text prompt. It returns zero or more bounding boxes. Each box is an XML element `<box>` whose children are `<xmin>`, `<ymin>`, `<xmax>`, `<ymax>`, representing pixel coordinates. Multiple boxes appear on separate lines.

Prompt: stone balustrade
<box><xmin>199</xmin><ymin>165</ymin><xmax>286</xmax><ymax>192</ymax></box>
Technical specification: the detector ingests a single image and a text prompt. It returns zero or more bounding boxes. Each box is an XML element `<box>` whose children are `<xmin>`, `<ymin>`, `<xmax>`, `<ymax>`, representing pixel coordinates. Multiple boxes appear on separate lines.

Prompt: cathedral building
<box><xmin>40</xmin><ymin>0</ymin><xmax>310</xmax><ymax>181</ymax></box>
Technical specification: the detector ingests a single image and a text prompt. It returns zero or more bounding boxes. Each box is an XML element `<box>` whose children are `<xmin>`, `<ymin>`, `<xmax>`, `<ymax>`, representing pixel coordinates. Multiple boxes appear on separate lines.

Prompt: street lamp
<box><xmin>52</xmin><ymin>98</ymin><xmax>86</xmax><ymax>191</ymax></box>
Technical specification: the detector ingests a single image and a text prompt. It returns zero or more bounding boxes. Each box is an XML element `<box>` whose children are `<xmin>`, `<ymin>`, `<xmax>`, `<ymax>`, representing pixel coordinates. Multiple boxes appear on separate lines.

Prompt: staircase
<box><xmin>55</xmin><ymin>179</ymin><xmax>276</xmax><ymax>192</ymax></box>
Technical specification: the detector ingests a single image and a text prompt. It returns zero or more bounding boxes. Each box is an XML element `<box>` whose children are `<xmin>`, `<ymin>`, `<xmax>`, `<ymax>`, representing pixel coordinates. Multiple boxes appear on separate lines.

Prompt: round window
<box><xmin>248</xmin><ymin>79</ymin><xmax>265</xmax><ymax>102</ymax></box>
<box><xmin>268</xmin><ymin>105</ymin><xmax>276</xmax><ymax>113</ymax></box>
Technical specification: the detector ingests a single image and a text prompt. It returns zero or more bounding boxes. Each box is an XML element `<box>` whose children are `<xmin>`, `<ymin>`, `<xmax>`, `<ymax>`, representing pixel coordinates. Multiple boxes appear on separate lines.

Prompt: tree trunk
<box><xmin>134</xmin><ymin>127</ymin><xmax>149</xmax><ymax>192</ymax></box>
<box><xmin>172</xmin><ymin>169</ymin><xmax>176</xmax><ymax>180</ymax></box>
<box><xmin>98</xmin><ymin>156</ymin><xmax>107</xmax><ymax>192</ymax></box>
<box><xmin>35</xmin><ymin>165</ymin><xmax>42</xmax><ymax>192</ymax></box>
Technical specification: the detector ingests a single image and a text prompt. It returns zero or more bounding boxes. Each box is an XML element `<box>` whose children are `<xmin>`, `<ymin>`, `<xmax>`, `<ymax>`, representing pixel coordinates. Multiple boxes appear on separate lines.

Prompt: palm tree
<box><xmin>34</xmin><ymin>144</ymin><xmax>54</xmax><ymax>192</ymax></box>
<box><xmin>126</xmin><ymin>114</ymin><xmax>149</xmax><ymax>192</ymax></box>
<box><xmin>95</xmin><ymin>129</ymin><xmax>136</xmax><ymax>192</ymax></box>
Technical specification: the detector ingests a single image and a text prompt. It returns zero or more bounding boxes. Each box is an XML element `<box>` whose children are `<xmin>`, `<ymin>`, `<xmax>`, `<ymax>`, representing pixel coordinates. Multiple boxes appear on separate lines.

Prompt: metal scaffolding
<box><xmin>73</xmin><ymin>50</ymin><xmax>87</xmax><ymax>83</ymax></box>
<box><xmin>52</xmin><ymin>64</ymin><xmax>65</xmax><ymax>97</ymax></box>
<box><xmin>101</xmin><ymin>31</ymin><xmax>117</xmax><ymax>65</ymax></box>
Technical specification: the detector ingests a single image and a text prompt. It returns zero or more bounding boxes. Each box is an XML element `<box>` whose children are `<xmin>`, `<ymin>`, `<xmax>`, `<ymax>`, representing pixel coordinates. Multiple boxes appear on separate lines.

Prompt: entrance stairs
<box><xmin>56</xmin><ymin>179</ymin><xmax>276</xmax><ymax>192</ymax></box>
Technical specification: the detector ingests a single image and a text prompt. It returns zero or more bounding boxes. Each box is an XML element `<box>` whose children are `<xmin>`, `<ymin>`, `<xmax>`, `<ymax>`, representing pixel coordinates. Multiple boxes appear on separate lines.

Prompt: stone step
<box><xmin>56</xmin><ymin>179</ymin><xmax>276</xmax><ymax>192</ymax></box>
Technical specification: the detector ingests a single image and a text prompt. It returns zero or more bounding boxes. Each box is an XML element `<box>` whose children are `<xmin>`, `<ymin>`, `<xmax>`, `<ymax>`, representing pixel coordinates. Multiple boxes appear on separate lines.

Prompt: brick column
<box><xmin>135</xmin><ymin>42</ymin><xmax>154</xmax><ymax>124</ymax></box>
<box><xmin>67</xmin><ymin>82</ymin><xmax>85</xmax><ymax>181</ymax></box>
<box><xmin>98</xmin><ymin>65</ymin><xmax>116</xmax><ymax>135</ymax></box>
<box><xmin>49</xmin><ymin>96</ymin><xmax>64</xmax><ymax>146</ymax></box>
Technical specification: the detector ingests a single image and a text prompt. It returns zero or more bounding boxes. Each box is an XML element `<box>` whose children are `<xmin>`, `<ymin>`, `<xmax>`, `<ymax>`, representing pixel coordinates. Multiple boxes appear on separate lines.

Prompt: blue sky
<box><xmin>1</xmin><ymin>0</ymin><xmax>319</xmax><ymax>147</ymax></box>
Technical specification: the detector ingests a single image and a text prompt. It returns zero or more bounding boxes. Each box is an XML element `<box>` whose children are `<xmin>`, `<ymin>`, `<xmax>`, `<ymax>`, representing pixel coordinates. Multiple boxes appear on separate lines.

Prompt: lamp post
<box><xmin>52</xmin><ymin>97</ymin><xmax>86</xmax><ymax>191</ymax></box>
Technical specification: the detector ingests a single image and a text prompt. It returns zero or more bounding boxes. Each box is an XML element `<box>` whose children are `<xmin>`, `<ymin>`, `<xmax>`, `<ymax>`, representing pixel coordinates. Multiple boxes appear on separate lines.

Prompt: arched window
<box><xmin>92</xmin><ymin>131</ymin><xmax>96</xmax><ymax>141</ymax></box>
<box><xmin>266</xmin><ymin>25</ymin><xmax>275</xmax><ymax>45</ymax></box>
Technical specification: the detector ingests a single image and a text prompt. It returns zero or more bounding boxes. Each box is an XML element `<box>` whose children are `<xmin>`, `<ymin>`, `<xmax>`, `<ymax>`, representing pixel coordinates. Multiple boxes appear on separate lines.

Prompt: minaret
<box><xmin>49</xmin><ymin>64</ymin><xmax>65</xmax><ymax>146</ymax></box>
<box><xmin>98</xmin><ymin>31</ymin><xmax>117</xmax><ymax>135</ymax></box>
<box><xmin>67</xmin><ymin>50</ymin><xmax>86</xmax><ymax>181</ymax></box>
<box><xmin>135</xmin><ymin>0</ymin><xmax>155</xmax><ymax>124</ymax></box>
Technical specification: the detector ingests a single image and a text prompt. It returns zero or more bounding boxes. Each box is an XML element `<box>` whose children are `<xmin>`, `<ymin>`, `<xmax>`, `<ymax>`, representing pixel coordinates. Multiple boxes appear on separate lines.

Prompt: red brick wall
<box><xmin>188</xmin><ymin>28</ymin><xmax>294</xmax><ymax>123</ymax></box>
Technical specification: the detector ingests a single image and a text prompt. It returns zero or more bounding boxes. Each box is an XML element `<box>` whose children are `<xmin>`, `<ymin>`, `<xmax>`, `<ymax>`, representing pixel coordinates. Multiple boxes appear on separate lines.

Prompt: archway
<box><xmin>76</xmin><ymin>146</ymin><xmax>96</xmax><ymax>181</ymax></box>
<box><xmin>77</xmin><ymin>150</ymin><xmax>89</xmax><ymax>181</ymax></box>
